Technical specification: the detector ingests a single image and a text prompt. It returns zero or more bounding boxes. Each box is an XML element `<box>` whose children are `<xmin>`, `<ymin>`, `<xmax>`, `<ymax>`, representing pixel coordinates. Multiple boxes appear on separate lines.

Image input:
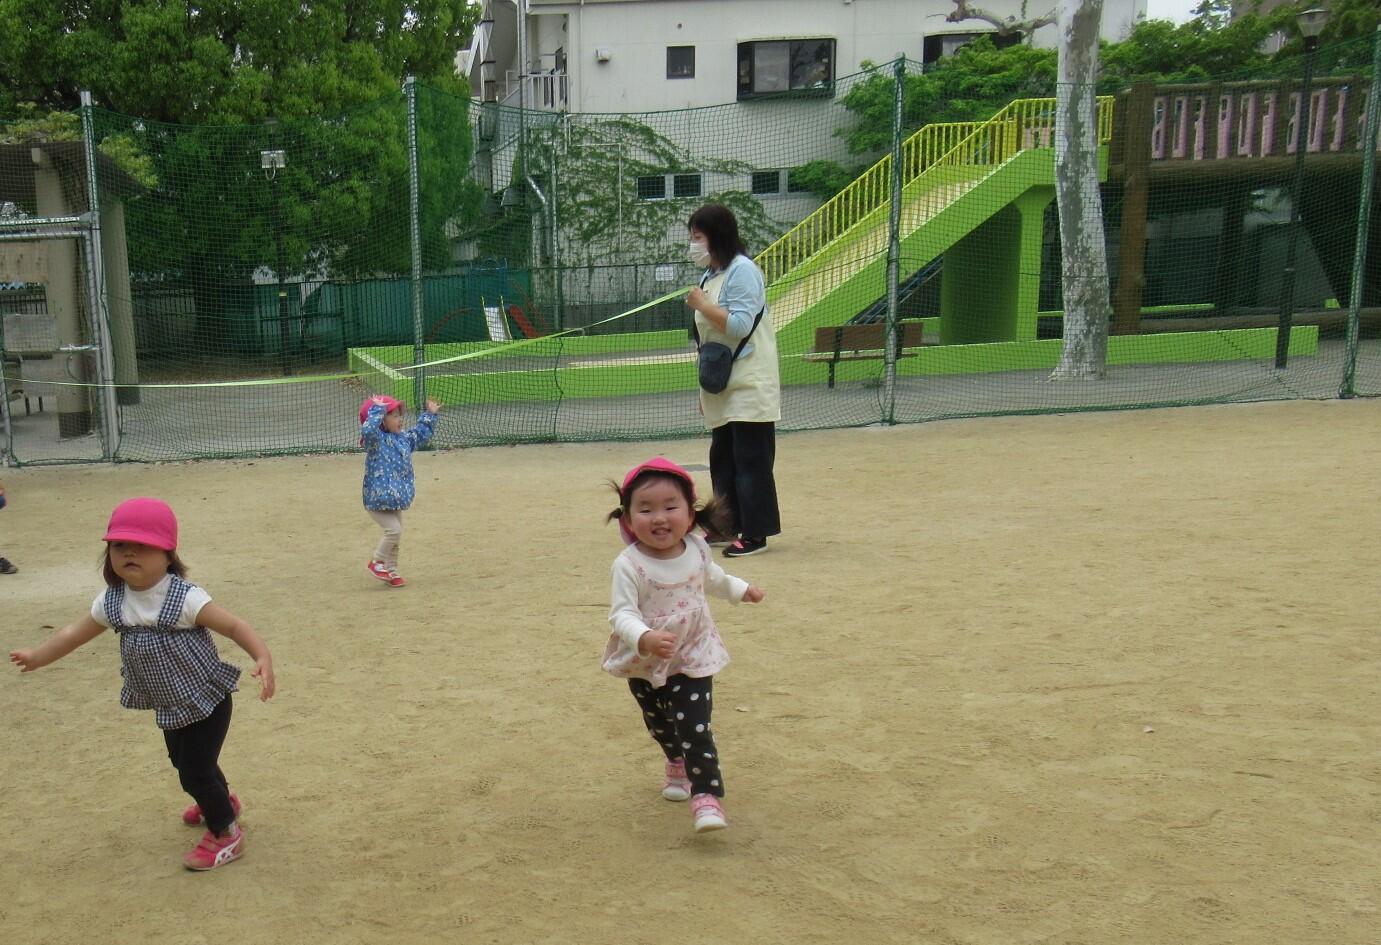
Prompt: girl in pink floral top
<box><xmin>604</xmin><ymin>457</ymin><xmax>764</xmax><ymax>833</ymax></box>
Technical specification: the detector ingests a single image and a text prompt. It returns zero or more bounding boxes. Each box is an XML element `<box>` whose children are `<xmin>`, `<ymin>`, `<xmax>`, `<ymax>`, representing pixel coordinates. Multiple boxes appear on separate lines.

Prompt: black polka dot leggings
<box><xmin>628</xmin><ymin>674</ymin><xmax>724</xmax><ymax>798</ymax></box>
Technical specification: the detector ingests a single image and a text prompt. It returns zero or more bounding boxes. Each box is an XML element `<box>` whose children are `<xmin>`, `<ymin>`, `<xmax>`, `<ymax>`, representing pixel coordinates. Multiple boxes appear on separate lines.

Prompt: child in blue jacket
<box><xmin>360</xmin><ymin>395</ymin><xmax>439</xmax><ymax>587</ymax></box>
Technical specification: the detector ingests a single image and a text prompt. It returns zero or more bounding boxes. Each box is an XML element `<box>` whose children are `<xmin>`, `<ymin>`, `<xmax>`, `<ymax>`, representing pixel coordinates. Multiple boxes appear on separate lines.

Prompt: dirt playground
<box><xmin>1</xmin><ymin>398</ymin><xmax>1378</xmax><ymax>945</ymax></box>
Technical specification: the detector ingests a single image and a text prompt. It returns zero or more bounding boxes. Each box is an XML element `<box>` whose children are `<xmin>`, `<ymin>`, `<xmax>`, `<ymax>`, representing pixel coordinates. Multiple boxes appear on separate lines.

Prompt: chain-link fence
<box><xmin>2</xmin><ymin>36</ymin><xmax>1378</xmax><ymax>465</ymax></box>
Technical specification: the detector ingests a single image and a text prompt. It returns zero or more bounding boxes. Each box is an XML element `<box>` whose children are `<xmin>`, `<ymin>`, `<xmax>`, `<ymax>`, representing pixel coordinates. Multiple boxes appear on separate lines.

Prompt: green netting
<box><xmin>1</xmin><ymin>38</ymin><xmax>1378</xmax><ymax>465</ymax></box>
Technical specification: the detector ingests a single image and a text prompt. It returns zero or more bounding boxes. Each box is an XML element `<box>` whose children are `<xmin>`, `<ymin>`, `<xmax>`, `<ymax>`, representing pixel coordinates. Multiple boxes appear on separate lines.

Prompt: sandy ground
<box><xmin>1</xmin><ymin>398</ymin><xmax>1378</xmax><ymax>945</ymax></box>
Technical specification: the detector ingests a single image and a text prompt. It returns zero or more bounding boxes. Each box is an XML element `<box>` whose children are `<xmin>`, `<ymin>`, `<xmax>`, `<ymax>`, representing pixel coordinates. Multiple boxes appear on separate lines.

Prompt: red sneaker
<box><xmin>387</xmin><ymin>571</ymin><xmax>406</xmax><ymax>587</ymax></box>
<box><xmin>182</xmin><ymin>791</ymin><xmax>242</xmax><ymax>827</ymax></box>
<box><xmin>366</xmin><ymin>560</ymin><xmax>392</xmax><ymax>583</ymax></box>
<box><xmin>183</xmin><ymin>824</ymin><xmax>244</xmax><ymax>871</ymax></box>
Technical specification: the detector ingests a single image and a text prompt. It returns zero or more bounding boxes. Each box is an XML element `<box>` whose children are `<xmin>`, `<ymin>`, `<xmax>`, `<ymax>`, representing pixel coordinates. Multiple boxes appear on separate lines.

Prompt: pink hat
<box><xmin>104</xmin><ymin>497</ymin><xmax>178</xmax><ymax>551</ymax></box>
<box><xmin>617</xmin><ymin>457</ymin><xmax>697</xmax><ymax>545</ymax></box>
<box><xmin>359</xmin><ymin>395</ymin><xmax>404</xmax><ymax>426</ymax></box>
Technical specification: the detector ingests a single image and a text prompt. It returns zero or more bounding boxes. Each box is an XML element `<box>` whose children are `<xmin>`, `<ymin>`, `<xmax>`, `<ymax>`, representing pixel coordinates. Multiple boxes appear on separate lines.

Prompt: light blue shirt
<box><xmin>702</xmin><ymin>254</ymin><xmax>767</xmax><ymax>356</ymax></box>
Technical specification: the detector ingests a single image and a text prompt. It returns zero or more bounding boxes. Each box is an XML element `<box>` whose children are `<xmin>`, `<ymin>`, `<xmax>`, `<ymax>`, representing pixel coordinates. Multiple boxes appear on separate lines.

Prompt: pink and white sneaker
<box><xmin>182</xmin><ymin>791</ymin><xmax>242</xmax><ymax>827</ymax></box>
<box><xmin>662</xmin><ymin>758</ymin><xmax>692</xmax><ymax>801</ymax></box>
<box><xmin>387</xmin><ymin>571</ymin><xmax>406</xmax><ymax>587</ymax></box>
<box><xmin>691</xmin><ymin>793</ymin><xmax>727</xmax><ymax>832</ymax></box>
<box><xmin>183</xmin><ymin>823</ymin><xmax>244</xmax><ymax>871</ymax></box>
<box><xmin>367</xmin><ymin>560</ymin><xmax>392</xmax><ymax>583</ymax></box>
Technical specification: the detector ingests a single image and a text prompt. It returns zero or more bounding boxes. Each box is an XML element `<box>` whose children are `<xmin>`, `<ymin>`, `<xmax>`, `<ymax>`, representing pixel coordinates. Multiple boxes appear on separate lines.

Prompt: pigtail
<box><xmin>693</xmin><ymin>495</ymin><xmax>734</xmax><ymax>542</ymax></box>
<box><xmin>605</xmin><ymin>479</ymin><xmax>626</xmax><ymax>529</ymax></box>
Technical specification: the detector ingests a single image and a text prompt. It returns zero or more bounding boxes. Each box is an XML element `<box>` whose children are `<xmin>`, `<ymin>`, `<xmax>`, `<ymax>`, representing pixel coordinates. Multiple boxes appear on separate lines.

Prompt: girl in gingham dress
<box><xmin>604</xmin><ymin>457</ymin><xmax>765</xmax><ymax>833</ymax></box>
<box><xmin>360</xmin><ymin>394</ymin><xmax>440</xmax><ymax>587</ymax></box>
<box><xmin>10</xmin><ymin>498</ymin><xmax>275</xmax><ymax>872</ymax></box>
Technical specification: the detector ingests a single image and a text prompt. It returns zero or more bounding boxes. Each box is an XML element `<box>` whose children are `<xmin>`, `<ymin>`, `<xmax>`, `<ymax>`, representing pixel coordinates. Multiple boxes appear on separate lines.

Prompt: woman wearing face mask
<box><xmin>684</xmin><ymin>203</ymin><xmax>781</xmax><ymax>558</ymax></box>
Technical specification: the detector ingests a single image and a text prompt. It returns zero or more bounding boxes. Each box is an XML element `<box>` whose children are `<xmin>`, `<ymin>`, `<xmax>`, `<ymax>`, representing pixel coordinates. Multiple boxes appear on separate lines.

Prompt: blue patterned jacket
<box><xmin>361</xmin><ymin>402</ymin><xmax>437</xmax><ymax>511</ymax></box>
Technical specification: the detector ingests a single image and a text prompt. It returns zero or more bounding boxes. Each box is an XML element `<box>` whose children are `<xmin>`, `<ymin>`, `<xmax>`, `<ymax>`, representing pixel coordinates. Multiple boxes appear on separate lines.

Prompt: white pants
<box><xmin>368</xmin><ymin>510</ymin><xmax>403</xmax><ymax>571</ymax></box>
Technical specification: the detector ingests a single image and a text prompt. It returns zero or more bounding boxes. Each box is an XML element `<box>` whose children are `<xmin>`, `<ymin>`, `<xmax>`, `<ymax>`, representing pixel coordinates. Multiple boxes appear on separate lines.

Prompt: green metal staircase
<box><xmin>754</xmin><ymin>97</ymin><xmax>1115</xmax><ymax>353</ymax></box>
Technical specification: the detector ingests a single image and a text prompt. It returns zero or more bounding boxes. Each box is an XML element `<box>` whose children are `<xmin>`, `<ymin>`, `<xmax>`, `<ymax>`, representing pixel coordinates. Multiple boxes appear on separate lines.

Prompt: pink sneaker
<box><xmin>691</xmin><ymin>793</ymin><xmax>727</xmax><ymax>832</ymax></box>
<box><xmin>387</xmin><ymin>571</ymin><xmax>406</xmax><ymax>587</ymax></box>
<box><xmin>183</xmin><ymin>823</ymin><xmax>244</xmax><ymax>871</ymax></box>
<box><xmin>367</xmin><ymin>560</ymin><xmax>392</xmax><ymax>583</ymax></box>
<box><xmin>662</xmin><ymin>758</ymin><xmax>691</xmax><ymax>801</ymax></box>
<box><xmin>182</xmin><ymin>791</ymin><xmax>242</xmax><ymax>827</ymax></box>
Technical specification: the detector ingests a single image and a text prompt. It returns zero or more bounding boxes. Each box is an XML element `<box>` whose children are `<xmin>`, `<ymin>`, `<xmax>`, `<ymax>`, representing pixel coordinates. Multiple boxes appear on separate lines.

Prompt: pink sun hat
<box><xmin>617</xmin><ymin>457</ymin><xmax>697</xmax><ymax>545</ymax></box>
<box><xmin>359</xmin><ymin>395</ymin><xmax>404</xmax><ymax>426</ymax></box>
<box><xmin>104</xmin><ymin>497</ymin><xmax>178</xmax><ymax>551</ymax></box>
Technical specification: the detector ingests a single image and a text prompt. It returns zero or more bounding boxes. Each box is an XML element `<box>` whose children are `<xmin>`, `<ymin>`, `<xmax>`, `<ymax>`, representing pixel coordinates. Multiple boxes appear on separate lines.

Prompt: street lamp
<box><xmin>260</xmin><ymin>121</ymin><xmax>291</xmax><ymax>376</ymax></box>
<box><xmin>1275</xmin><ymin>6</ymin><xmax>1330</xmax><ymax>369</ymax></box>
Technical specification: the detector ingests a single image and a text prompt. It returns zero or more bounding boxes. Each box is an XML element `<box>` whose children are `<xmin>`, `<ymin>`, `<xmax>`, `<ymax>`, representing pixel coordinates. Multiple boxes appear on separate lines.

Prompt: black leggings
<box><xmin>163</xmin><ymin>694</ymin><xmax>235</xmax><ymax>833</ymax></box>
<box><xmin>629</xmin><ymin>674</ymin><xmax>724</xmax><ymax>798</ymax></box>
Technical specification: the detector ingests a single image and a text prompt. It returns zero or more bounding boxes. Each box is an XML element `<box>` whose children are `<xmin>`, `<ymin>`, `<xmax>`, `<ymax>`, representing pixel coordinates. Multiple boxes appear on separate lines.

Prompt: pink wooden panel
<box><xmin>1150</xmin><ymin>97</ymin><xmax>1167</xmax><ymax>159</ymax></box>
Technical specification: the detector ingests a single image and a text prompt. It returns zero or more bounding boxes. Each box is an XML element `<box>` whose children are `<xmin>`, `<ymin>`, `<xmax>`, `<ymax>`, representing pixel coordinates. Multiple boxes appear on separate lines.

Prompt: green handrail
<box><xmin>756</xmin><ymin>95</ymin><xmax>1116</xmax><ymax>285</ymax></box>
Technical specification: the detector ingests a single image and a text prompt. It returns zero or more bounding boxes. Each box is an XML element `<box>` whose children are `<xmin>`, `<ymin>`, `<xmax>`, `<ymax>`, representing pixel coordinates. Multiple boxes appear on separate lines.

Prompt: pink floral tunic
<box><xmin>604</xmin><ymin>534</ymin><xmax>741</xmax><ymax>688</ymax></box>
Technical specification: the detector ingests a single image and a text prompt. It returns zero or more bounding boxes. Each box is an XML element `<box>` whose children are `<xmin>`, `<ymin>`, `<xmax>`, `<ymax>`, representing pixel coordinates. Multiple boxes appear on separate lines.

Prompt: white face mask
<box><xmin>688</xmin><ymin>240</ymin><xmax>712</xmax><ymax>267</ymax></box>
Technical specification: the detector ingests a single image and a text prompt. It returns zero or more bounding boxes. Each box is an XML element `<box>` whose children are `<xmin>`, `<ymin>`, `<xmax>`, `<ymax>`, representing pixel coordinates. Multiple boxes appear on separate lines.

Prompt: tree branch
<box><xmin>946</xmin><ymin>0</ymin><xmax>1057</xmax><ymax>35</ymax></box>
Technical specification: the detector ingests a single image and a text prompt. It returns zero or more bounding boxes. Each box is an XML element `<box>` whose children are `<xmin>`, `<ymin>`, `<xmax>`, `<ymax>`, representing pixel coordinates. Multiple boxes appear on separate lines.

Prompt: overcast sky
<box><xmin>1145</xmin><ymin>0</ymin><xmax>1200</xmax><ymax>23</ymax></box>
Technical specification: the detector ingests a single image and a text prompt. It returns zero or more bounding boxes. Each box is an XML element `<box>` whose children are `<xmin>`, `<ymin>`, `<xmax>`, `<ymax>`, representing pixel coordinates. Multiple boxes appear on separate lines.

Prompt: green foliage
<box><xmin>788</xmin><ymin>160</ymin><xmax>866</xmax><ymax>202</ymax></box>
<box><xmin>839</xmin><ymin>41</ymin><xmax>1057</xmax><ymax>156</ymax></box>
<box><xmin>0</xmin><ymin>103</ymin><xmax>156</xmax><ymax>189</ymax></box>
<box><xmin>0</xmin><ymin>1</ymin><xmax>482</xmax><ymax>338</ymax></box>
<box><xmin>0</xmin><ymin>0</ymin><xmax>479</xmax><ymax>122</ymax></box>
<box><xmin>460</xmin><ymin>117</ymin><xmax>782</xmax><ymax>269</ymax></box>
<box><xmin>1099</xmin><ymin>14</ymin><xmax>1280</xmax><ymax>85</ymax></box>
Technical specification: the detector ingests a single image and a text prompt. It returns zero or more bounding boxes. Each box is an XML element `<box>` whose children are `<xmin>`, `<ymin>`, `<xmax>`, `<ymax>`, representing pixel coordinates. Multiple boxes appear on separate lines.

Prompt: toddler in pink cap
<box><xmin>602</xmin><ymin>457</ymin><xmax>765</xmax><ymax>834</ymax></box>
<box><xmin>10</xmin><ymin>497</ymin><xmax>276</xmax><ymax>872</ymax></box>
<box><xmin>359</xmin><ymin>393</ymin><xmax>440</xmax><ymax>587</ymax></box>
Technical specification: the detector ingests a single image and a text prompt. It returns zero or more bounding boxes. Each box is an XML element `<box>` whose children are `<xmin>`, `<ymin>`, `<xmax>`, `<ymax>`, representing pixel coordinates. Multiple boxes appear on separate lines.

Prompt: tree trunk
<box><xmin>1050</xmin><ymin>0</ymin><xmax>1111</xmax><ymax>381</ymax></box>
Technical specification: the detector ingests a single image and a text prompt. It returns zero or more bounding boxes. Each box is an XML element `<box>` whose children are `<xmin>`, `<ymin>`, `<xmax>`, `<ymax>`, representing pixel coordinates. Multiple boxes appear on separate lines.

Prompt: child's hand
<box><xmin>742</xmin><ymin>585</ymin><xmax>765</xmax><ymax>603</ymax></box>
<box><xmin>425</xmin><ymin>398</ymin><xmax>441</xmax><ymax>414</ymax></box>
<box><xmin>9</xmin><ymin>649</ymin><xmax>39</xmax><ymax>672</ymax></box>
<box><xmin>252</xmin><ymin>657</ymin><xmax>276</xmax><ymax>701</ymax></box>
<box><xmin>638</xmin><ymin>629</ymin><xmax>677</xmax><ymax>660</ymax></box>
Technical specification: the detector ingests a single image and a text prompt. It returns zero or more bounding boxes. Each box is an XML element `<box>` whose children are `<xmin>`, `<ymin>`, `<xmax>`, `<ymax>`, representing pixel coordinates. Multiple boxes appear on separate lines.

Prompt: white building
<box><xmin>467</xmin><ymin>0</ymin><xmax>1147</xmax><ymax>113</ymax></box>
<box><xmin>461</xmin><ymin>0</ymin><xmax>1147</xmax><ymax>311</ymax></box>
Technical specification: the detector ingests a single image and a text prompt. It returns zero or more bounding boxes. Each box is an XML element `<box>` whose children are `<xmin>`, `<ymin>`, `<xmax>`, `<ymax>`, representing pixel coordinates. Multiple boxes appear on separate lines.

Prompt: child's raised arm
<box><xmin>10</xmin><ymin>615</ymin><xmax>107</xmax><ymax>672</ymax></box>
<box><xmin>408</xmin><ymin>399</ymin><xmax>441</xmax><ymax>448</ymax></box>
<box><xmin>360</xmin><ymin>397</ymin><xmax>388</xmax><ymax>443</ymax></box>
<box><xmin>195</xmin><ymin>603</ymin><xmax>276</xmax><ymax>701</ymax></box>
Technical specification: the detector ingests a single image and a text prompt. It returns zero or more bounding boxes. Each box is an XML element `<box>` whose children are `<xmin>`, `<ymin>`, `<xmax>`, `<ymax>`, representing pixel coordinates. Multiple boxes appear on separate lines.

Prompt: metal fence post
<box><xmin>883</xmin><ymin>56</ymin><xmax>906</xmax><ymax>424</ymax></box>
<box><xmin>1340</xmin><ymin>26</ymin><xmax>1381</xmax><ymax>399</ymax></box>
<box><xmin>405</xmin><ymin>76</ymin><xmax>426</xmax><ymax>411</ymax></box>
<box><xmin>79</xmin><ymin>91</ymin><xmax>120</xmax><ymax>460</ymax></box>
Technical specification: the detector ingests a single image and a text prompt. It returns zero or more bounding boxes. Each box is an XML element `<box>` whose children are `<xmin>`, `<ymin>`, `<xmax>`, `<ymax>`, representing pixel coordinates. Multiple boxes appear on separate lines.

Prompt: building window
<box><xmin>637</xmin><ymin>175</ymin><xmax>667</xmax><ymax>200</ymax></box>
<box><xmin>636</xmin><ymin>173</ymin><xmax>703</xmax><ymax>200</ymax></box>
<box><xmin>922</xmin><ymin>31</ymin><xmax>1022</xmax><ymax>67</ymax></box>
<box><xmin>752</xmin><ymin>169</ymin><xmax>813</xmax><ymax>196</ymax></box>
<box><xmin>672</xmin><ymin>173</ymin><xmax>702</xmax><ymax>198</ymax></box>
<box><xmin>667</xmin><ymin>46</ymin><xmax>695</xmax><ymax>79</ymax></box>
<box><xmin>737</xmin><ymin>39</ymin><xmax>835</xmax><ymax>99</ymax></box>
<box><xmin>751</xmin><ymin>171</ymin><xmax>781</xmax><ymax>195</ymax></box>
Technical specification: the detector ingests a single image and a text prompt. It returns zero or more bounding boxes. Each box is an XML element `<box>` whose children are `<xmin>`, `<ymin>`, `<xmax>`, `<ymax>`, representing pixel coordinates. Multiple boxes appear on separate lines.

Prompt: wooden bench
<box><xmin>804</xmin><ymin>322</ymin><xmax>933</xmax><ymax>388</ymax></box>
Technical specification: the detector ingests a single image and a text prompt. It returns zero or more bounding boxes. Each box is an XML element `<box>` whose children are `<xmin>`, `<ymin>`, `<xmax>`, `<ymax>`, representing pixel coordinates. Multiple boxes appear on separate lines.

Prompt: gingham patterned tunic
<box><xmin>103</xmin><ymin>577</ymin><xmax>240</xmax><ymax>730</ymax></box>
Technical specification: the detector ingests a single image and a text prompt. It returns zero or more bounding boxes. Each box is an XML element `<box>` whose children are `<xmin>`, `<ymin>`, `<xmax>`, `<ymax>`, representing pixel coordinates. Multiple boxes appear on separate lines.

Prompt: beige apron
<box><xmin>695</xmin><ymin>267</ymin><xmax>781</xmax><ymax>429</ymax></box>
